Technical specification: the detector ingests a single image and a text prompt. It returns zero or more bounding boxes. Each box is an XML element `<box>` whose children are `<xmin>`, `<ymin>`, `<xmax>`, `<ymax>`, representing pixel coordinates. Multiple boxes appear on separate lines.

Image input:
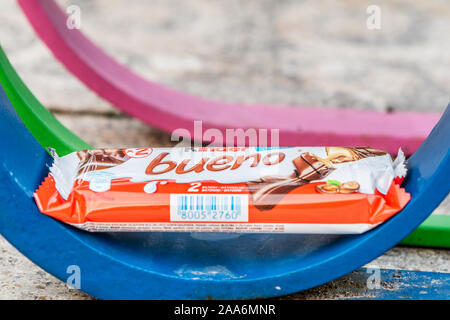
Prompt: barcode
<box><xmin>170</xmin><ymin>194</ymin><xmax>249</xmax><ymax>222</ymax></box>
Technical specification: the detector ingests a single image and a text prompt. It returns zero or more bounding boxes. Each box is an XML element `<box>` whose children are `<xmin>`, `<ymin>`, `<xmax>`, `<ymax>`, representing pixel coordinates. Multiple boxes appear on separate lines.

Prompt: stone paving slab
<box><xmin>1</xmin><ymin>234</ymin><xmax>448</xmax><ymax>300</ymax></box>
<box><xmin>0</xmin><ymin>0</ymin><xmax>448</xmax><ymax>299</ymax></box>
<box><xmin>3</xmin><ymin>0</ymin><xmax>449</xmax><ymax>114</ymax></box>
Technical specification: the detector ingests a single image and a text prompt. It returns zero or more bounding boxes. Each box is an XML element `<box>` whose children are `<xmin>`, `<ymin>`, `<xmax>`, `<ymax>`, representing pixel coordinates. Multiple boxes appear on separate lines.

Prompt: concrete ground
<box><xmin>0</xmin><ymin>0</ymin><xmax>449</xmax><ymax>299</ymax></box>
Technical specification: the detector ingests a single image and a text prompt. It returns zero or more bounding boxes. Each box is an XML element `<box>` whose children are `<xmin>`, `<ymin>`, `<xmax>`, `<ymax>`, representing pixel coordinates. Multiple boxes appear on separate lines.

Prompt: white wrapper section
<box><xmin>49</xmin><ymin>147</ymin><xmax>407</xmax><ymax>201</ymax></box>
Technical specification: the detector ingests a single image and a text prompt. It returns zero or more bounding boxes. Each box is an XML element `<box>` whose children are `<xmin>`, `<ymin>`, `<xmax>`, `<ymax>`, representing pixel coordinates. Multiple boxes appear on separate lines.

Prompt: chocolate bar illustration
<box><xmin>293</xmin><ymin>152</ymin><xmax>335</xmax><ymax>181</ymax></box>
<box><xmin>247</xmin><ymin>175</ymin><xmax>305</xmax><ymax>211</ymax></box>
<box><xmin>326</xmin><ymin>147</ymin><xmax>387</xmax><ymax>164</ymax></box>
<box><xmin>248</xmin><ymin>152</ymin><xmax>334</xmax><ymax>210</ymax></box>
<box><xmin>77</xmin><ymin>149</ymin><xmax>130</xmax><ymax>174</ymax></box>
<box><xmin>351</xmin><ymin>147</ymin><xmax>387</xmax><ymax>159</ymax></box>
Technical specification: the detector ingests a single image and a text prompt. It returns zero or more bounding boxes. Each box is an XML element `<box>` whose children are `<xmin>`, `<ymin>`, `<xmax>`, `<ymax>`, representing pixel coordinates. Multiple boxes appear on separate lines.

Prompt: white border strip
<box><xmin>67</xmin><ymin>221</ymin><xmax>380</xmax><ymax>234</ymax></box>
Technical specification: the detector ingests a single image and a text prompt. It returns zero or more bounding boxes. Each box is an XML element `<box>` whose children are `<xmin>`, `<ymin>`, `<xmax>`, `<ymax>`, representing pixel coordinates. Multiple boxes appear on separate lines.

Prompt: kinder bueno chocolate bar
<box><xmin>34</xmin><ymin>147</ymin><xmax>410</xmax><ymax>234</ymax></box>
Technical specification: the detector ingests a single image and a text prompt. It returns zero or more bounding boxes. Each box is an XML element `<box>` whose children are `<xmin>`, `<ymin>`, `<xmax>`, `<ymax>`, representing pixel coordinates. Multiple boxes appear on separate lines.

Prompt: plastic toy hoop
<box><xmin>0</xmin><ymin>45</ymin><xmax>449</xmax><ymax>298</ymax></box>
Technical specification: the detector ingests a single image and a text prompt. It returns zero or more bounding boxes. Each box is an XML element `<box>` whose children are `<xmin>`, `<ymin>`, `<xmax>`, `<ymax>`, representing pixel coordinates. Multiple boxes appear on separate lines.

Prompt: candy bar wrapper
<box><xmin>34</xmin><ymin>147</ymin><xmax>410</xmax><ymax>234</ymax></box>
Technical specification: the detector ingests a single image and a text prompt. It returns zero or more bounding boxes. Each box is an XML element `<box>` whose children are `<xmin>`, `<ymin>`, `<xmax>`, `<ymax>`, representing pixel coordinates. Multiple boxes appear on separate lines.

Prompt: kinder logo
<box><xmin>125</xmin><ymin>148</ymin><xmax>153</xmax><ymax>158</ymax></box>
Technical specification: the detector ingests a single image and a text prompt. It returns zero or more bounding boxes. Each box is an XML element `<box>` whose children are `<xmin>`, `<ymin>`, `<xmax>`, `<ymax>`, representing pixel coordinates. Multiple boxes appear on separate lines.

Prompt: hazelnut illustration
<box><xmin>339</xmin><ymin>181</ymin><xmax>360</xmax><ymax>193</ymax></box>
<box><xmin>315</xmin><ymin>183</ymin><xmax>339</xmax><ymax>194</ymax></box>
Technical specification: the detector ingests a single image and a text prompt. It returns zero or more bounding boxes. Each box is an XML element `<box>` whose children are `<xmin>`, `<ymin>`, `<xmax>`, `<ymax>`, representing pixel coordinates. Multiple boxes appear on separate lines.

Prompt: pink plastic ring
<box><xmin>18</xmin><ymin>0</ymin><xmax>440</xmax><ymax>154</ymax></box>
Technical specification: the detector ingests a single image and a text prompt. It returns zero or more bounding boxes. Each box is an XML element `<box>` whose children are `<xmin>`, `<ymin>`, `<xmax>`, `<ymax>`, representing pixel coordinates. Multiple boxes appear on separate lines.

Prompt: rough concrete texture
<box><xmin>4</xmin><ymin>0</ymin><xmax>450</xmax><ymax>113</ymax></box>
<box><xmin>0</xmin><ymin>0</ymin><xmax>448</xmax><ymax>299</ymax></box>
